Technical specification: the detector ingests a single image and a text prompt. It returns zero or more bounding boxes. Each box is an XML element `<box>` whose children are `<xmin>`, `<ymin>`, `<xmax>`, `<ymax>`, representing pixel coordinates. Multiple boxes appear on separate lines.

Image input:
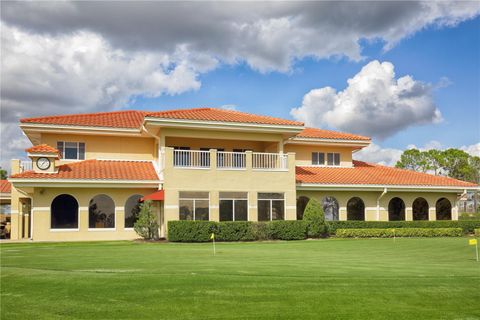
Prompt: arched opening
<box><xmin>89</xmin><ymin>194</ymin><xmax>115</xmax><ymax>228</ymax></box>
<box><xmin>51</xmin><ymin>194</ymin><xmax>78</xmax><ymax>229</ymax></box>
<box><xmin>296</xmin><ymin>196</ymin><xmax>310</xmax><ymax>220</ymax></box>
<box><xmin>125</xmin><ymin>194</ymin><xmax>143</xmax><ymax>228</ymax></box>
<box><xmin>347</xmin><ymin>197</ymin><xmax>365</xmax><ymax>221</ymax></box>
<box><xmin>436</xmin><ymin>198</ymin><xmax>452</xmax><ymax>220</ymax></box>
<box><xmin>388</xmin><ymin>197</ymin><xmax>405</xmax><ymax>221</ymax></box>
<box><xmin>322</xmin><ymin>196</ymin><xmax>339</xmax><ymax>221</ymax></box>
<box><xmin>413</xmin><ymin>197</ymin><xmax>429</xmax><ymax>220</ymax></box>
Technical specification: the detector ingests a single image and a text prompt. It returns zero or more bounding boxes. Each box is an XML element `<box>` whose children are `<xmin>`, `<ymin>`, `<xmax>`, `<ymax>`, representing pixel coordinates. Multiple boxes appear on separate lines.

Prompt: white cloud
<box><xmin>461</xmin><ymin>143</ymin><xmax>480</xmax><ymax>157</ymax></box>
<box><xmin>291</xmin><ymin>60</ymin><xmax>443</xmax><ymax>139</ymax></box>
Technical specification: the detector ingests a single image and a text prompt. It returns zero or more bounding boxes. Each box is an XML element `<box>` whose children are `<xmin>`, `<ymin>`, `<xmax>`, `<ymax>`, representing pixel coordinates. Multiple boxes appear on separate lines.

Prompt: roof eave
<box><xmin>296</xmin><ymin>183</ymin><xmax>478</xmax><ymax>192</ymax></box>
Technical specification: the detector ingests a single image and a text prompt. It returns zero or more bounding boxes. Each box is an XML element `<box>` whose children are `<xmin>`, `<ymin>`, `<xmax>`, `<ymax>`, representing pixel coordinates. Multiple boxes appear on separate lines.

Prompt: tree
<box><xmin>395</xmin><ymin>149</ymin><xmax>429</xmax><ymax>173</ymax></box>
<box><xmin>133</xmin><ymin>201</ymin><xmax>159</xmax><ymax>240</ymax></box>
<box><xmin>302</xmin><ymin>198</ymin><xmax>328</xmax><ymax>238</ymax></box>
<box><xmin>0</xmin><ymin>167</ymin><xmax>7</xmax><ymax>180</ymax></box>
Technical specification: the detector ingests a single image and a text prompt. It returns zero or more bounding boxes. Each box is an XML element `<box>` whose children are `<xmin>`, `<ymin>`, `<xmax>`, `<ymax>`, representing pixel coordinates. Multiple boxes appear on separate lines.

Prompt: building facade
<box><xmin>8</xmin><ymin>108</ymin><xmax>478</xmax><ymax>241</ymax></box>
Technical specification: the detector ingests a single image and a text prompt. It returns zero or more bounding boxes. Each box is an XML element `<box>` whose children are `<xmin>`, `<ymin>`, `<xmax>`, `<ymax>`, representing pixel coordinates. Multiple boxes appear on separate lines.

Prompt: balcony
<box><xmin>170</xmin><ymin>149</ymin><xmax>289</xmax><ymax>171</ymax></box>
<box><xmin>20</xmin><ymin>160</ymin><xmax>32</xmax><ymax>172</ymax></box>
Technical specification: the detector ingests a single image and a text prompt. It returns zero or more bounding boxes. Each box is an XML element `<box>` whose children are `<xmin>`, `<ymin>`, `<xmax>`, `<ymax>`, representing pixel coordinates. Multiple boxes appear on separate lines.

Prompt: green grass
<box><xmin>1</xmin><ymin>238</ymin><xmax>479</xmax><ymax>320</ymax></box>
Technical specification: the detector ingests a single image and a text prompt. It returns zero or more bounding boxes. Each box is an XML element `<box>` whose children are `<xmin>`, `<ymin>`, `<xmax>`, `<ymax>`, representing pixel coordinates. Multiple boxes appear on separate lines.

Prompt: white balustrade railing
<box><xmin>20</xmin><ymin>160</ymin><xmax>33</xmax><ymax>172</ymax></box>
<box><xmin>173</xmin><ymin>150</ymin><xmax>210</xmax><ymax>168</ymax></box>
<box><xmin>252</xmin><ymin>152</ymin><xmax>288</xmax><ymax>170</ymax></box>
<box><xmin>217</xmin><ymin>151</ymin><xmax>246</xmax><ymax>169</ymax></box>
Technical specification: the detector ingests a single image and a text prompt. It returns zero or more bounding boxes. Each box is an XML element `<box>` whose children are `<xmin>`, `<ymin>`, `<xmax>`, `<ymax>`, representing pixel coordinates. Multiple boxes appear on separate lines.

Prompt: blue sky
<box><xmin>134</xmin><ymin>16</ymin><xmax>479</xmax><ymax>155</ymax></box>
<box><xmin>1</xmin><ymin>1</ymin><xmax>479</xmax><ymax>168</ymax></box>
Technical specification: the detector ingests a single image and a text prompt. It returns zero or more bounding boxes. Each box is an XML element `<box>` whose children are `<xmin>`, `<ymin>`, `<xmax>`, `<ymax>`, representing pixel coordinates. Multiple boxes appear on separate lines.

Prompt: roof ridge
<box><xmin>20</xmin><ymin>109</ymin><xmax>144</xmax><ymax>122</ymax></box>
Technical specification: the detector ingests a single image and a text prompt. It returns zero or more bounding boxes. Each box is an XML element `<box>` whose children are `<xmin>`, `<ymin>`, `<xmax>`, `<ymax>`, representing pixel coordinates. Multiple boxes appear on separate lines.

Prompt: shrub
<box><xmin>328</xmin><ymin>221</ymin><xmax>480</xmax><ymax>234</ymax></box>
<box><xmin>252</xmin><ymin>222</ymin><xmax>269</xmax><ymax>241</ymax></box>
<box><xmin>216</xmin><ymin>222</ymin><xmax>256</xmax><ymax>241</ymax></box>
<box><xmin>335</xmin><ymin>228</ymin><xmax>463</xmax><ymax>238</ymax></box>
<box><xmin>133</xmin><ymin>201</ymin><xmax>159</xmax><ymax>240</ymax></box>
<box><xmin>475</xmin><ymin>228</ymin><xmax>480</xmax><ymax>237</ymax></box>
<box><xmin>267</xmin><ymin>220</ymin><xmax>307</xmax><ymax>240</ymax></box>
<box><xmin>302</xmin><ymin>199</ymin><xmax>327</xmax><ymax>238</ymax></box>
<box><xmin>168</xmin><ymin>221</ymin><xmax>216</xmax><ymax>242</ymax></box>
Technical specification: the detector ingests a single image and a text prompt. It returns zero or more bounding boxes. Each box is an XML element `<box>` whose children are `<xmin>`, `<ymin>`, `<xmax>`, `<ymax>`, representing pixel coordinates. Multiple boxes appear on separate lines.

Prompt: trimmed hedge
<box><xmin>327</xmin><ymin>221</ymin><xmax>480</xmax><ymax>234</ymax></box>
<box><xmin>168</xmin><ymin>220</ymin><xmax>307</xmax><ymax>242</ymax></box>
<box><xmin>302</xmin><ymin>199</ymin><xmax>327</xmax><ymax>238</ymax></box>
<box><xmin>335</xmin><ymin>228</ymin><xmax>463</xmax><ymax>238</ymax></box>
<box><xmin>475</xmin><ymin>228</ymin><xmax>480</xmax><ymax>237</ymax></box>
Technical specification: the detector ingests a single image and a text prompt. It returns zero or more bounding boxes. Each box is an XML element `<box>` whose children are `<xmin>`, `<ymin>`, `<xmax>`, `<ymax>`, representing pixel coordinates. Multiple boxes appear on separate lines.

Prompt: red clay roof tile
<box><xmin>10</xmin><ymin>160</ymin><xmax>159</xmax><ymax>181</ymax></box>
<box><xmin>0</xmin><ymin>180</ymin><xmax>11</xmax><ymax>193</ymax></box>
<box><xmin>296</xmin><ymin>160</ymin><xmax>477</xmax><ymax>187</ymax></box>
<box><xmin>296</xmin><ymin>127</ymin><xmax>371</xmax><ymax>141</ymax></box>
<box><xmin>26</xmin><ymin>144</ymin><xmax>60</xmax><ymax>155</ymax></box>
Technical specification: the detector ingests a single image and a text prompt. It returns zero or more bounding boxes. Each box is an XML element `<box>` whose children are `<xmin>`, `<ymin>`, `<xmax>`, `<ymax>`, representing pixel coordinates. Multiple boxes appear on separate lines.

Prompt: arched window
<box><xmin>296</xmin><ymin>196</ymin><xmax>310</xmax><ymax>220</ymax></box>
<box><xmin>322</xmin><ymin>196</ymin><xmax>339</xmax><ymax>221</ymax></box>
<box><xmin>89</xmin><ymin>194</ymin><xmax>115</xmax><ymax>228</ymax></box>
<box><xmin>413</xmin><ymin>197</ymin><xmax>429</xmax><ymax>220</ymax></box>
<box><xmin>436</xmin><ymin>198</ymin><xmax>452</xmax><ymax>220</ymax></box>
<box><xmin>388</xmin><ymin>197</ymin><xmax>405</xmax><ymax>221</ymax></box>
<box><xmin>51</xmin><ymin>194</ymin><xmax>78</xmax><ymax>229</ymax></box>
<box><xmin>125</xmin><ymin>194</ymin><xmax>143</xmax><ymax>228</ymax></box>
<box><xmin>347</xmin><ymin>197</ymin><xmax>365</xmax><ymax>221</ymax></box>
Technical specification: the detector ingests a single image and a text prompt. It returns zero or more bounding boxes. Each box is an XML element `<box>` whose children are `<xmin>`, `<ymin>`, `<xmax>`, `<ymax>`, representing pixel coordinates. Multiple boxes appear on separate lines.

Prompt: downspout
<box><xmin>142</xmin><ymin>125</ymin><xmax>162</xmax><ymax>189</ymax></box>
<box><xmin>376</xmin><ymin>187</ymin><xmax>387</xmax><ymax>221</ymax></box>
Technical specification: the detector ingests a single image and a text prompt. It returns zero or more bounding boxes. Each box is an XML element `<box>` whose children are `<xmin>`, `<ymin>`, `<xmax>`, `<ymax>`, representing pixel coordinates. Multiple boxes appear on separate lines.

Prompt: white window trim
<box><xmin>258</xmin><ymin>193</ymin><xmax>286</xmax><ymax>221</ymax></box>
<box><xmin>179</xmin><ymin>192</ymin><xmax>210</xmax><ymax>221</ymax></box>
<box><xmin>312</xmin><ymin>151</ymin><xmax>325</xmax><ymax>166</ymax></box>
<box><xmin>327</xmin><ymin>152</ymin><xmax>341</xmax><ymax>166</ymax></box>
<box><xmin>58</xmin><ymin>141</ymin><xmax>86</xmax><ymax>160</ymax></box>
<box><xmin>219</xmin><ymin>193</ymin><xmax>249</xmax><ymax>221</ymax></box>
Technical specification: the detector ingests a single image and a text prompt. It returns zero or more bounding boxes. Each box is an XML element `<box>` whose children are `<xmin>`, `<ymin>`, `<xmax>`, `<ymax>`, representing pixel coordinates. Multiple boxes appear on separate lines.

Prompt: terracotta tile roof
<box><xmin>295</xmin><ymin>127</ymin><xmax>371</xmax><ymax>141</ymax></box>
<box><xmin>146</xmin><ymin>108</ymin><xmax>304</xmax><ymax>126</ymax></box>
<box><xmin>296</xmin><ymin>160</ymin><xmax>478</xmax><ymax>188</ymax></box>
<box><xmin>21</xmin><ymin>110</ymin><xmax>147</xmax><ymax>129</ymax></box>
<box><xmin>10</xmin><ymin>160</ymin><xmax>159</xmax><ymax>181</ymax></box>
<box><xmin>0</xmin><ymin>180</ymin><xmax>11</xmax><ymax>193</ymax></box>
<box><xmin>26</xmin><ymin>144</ymin><xmax>60</xmax><ymax>155</ymax></box>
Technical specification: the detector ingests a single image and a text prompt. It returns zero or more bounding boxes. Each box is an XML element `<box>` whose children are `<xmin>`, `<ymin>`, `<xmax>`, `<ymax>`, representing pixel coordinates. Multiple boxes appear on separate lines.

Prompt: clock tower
<box><xmin>26</xmin><ymin>144</ymin><xmax>60</xmax><ymax>174</ymax></box>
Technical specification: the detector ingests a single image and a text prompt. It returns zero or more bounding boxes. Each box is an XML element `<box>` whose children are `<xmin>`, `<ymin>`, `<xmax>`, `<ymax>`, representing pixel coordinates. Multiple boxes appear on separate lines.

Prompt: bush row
<box><xmin>335</xmin><ymin>228</ymin><xmax>463</xmax><ymax>238</ymax></box>
<box><xmin>168</xmin><ymin>220</ymin><xmax>308</xmax><ymax>242</ymax></box>
<box><xmin>475</xmin><ymin>228</ymin><xmax>480</xmax><ymax>237</ymax></box>
<box><xmin>327</xmin><ymin>221</ymin><xmax>480</xmax><ymax>234</ymax></box>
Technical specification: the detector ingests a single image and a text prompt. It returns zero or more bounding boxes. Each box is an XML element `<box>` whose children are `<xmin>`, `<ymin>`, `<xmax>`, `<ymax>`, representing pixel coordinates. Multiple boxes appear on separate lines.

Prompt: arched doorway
<box><xmin>347</xmin><ymin>197</ymin><xmax>365</xmax><ymax>221</ymax></box>
<box><xmin>296</xmin><ymin>196</ymin><xmax>310</xmax><ymax>220</ymax></box>
<box><xmin>51</xmin><ymin>194</ymin><xmax>79</xmax><ymax>229</ymax></box>
<box><xmin>436</xmin><ymin>198</ymin><xmax>452</xmax><ymax>220</ymax></box>
<box><xmin>388</xmin><ymin>197</ymin><xmax>405</xmax><ymax>221</ymax></box>
<box><xmin>322</xmin><ymin>196</ymin><xmax>339</xmax><ymax>221</ymax></box>
<box><xmin>412</xmin><ymin>197</ymin><xmax>429</xmax><ymax>220</ymax></box>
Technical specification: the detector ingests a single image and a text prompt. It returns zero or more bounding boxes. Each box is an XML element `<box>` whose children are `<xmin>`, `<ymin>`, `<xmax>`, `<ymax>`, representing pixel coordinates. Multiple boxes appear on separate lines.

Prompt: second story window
<box><xmin>57</xmin><ymin>141</ymin><xmax>85</xmax><ymax>160</ymax></box>
<box><xmin>327</xmin><ymin>153</ymin><xmax>340</xmax><ymax>166</ymax></box>
<box><xmin>312</xmin><ymin>152</ymin><xmax>325</xmax><ymax>165</ymax></box>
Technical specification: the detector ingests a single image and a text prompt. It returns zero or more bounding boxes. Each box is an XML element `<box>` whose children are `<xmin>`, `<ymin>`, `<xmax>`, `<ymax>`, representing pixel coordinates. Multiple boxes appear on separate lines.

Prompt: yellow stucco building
<box><xmin>7</xmin><ymin>108</ymin><xmax>478</xmax><ymax>241</ymax></box>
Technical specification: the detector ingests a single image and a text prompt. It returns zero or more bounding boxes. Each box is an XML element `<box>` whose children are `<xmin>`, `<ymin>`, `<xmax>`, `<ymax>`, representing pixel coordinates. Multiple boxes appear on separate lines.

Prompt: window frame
<box><xmin>179</xmin><ymin>192</ymin><xmax>210</xmax><ymax>221</ymax></box>
<box><xmin>327</xmin><ymin>152</ymin><xmax>340</xmax><ymax>166</ymax></box>
<box><xmin>312</xmin><ymin>152</ymin><xmax>325</xmax><ymax>166</ymax></box>
<box><xmin>219</xmin><ymin>192</ymin><xmax>249</xmax><ymax>221</ymax></box>
<box><xmin>257</xmin><ymin>192</ymin><xmax>285</xmax><ymax>221</ymax></box>
<box><xmin>57</xmin><ymin>141</ymin><xmax>86</xmax><ymax>160</ymax></box>
<box><xmin>50</xmin><ymin>194</ymin><xmax>80</xmax><ymax>232</ymax></box>
<box><xmin>88</xmin><ymin>194</ymin><xmax>116</xmax><ymax>231</ymax></box>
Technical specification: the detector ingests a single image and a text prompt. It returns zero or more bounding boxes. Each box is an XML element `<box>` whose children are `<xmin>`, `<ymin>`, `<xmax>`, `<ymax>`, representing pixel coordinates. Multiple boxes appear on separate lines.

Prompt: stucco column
<box><xmin>428</xmin><ymin>207</ymin><xmax>436</xmax><ymax>221</ymax></box>
<box><xmin>339</xmin><ymin>207</ymin><xmax>347</xmax><ymax>221</ymax></box>
<box><xmin>79</xmin><ymin>207</ymin><xmax>89</xmax><ymax>230</ymax></box>
<box><xmin>405</xmin><ymin>207</ymin><xmax>413</xmax><ymax>221</ymax></box>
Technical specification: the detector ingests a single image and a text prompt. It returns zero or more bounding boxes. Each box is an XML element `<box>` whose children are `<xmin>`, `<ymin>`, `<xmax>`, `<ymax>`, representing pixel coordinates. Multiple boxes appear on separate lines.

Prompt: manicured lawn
<box><xmin>1</xmin><ymin>238</ymin><xmax>479</xmax><ymax>319</ymax></box>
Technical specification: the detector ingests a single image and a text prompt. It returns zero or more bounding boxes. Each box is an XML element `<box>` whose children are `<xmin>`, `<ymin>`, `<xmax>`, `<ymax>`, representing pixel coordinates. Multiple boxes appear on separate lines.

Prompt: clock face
<box><xmin>36</xmin><ymin>157</ymin><xmax>51</xmax><ymax>170</ymax></box>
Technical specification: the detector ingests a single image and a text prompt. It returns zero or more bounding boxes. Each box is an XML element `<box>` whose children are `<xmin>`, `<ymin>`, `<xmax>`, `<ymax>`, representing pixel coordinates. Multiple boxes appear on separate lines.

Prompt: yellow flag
<box><xmin>469</xmin><ymin>239</ymin><xmax>477</xmax><ymax>246</ymax></box>
<box><xmin>210</xmin><ymin>233</ymin><xmax>215</xmax><ymax>240</ymax></box>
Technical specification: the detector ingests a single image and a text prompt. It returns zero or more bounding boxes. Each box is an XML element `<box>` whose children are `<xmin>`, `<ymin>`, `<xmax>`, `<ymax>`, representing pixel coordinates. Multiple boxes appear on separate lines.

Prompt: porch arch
<box><xmin>412</xmin><ymin>197</ymin><xmax>429</xmax><ymax>220</ymax></box>
<box><xmin>51</xmin><ymin>194</ymin><xmax>78</xmax><ymax>229</ymax></box>
<box><xmin>388</xmin><ymin>197</ymin><xmax>405</xmax><ymax>221</ymax></box>
<box><xmin>296</xmin><ymin>196</ymin><xmax>310</xmax><ymax>220</ymax></box>
<box><xmin>89</xmin><ymin>194</ymin><xmax>116</xmax><ymax>228</ymax></box>
<box><xmin>436</xmin><ymin>198</ymin><xmax>452</xmax><ymax>220</ymax></box>
<box><xmin>347</xmin><ymin>197</ymin><xmax>365</xmax><ymax>221</ymax></box>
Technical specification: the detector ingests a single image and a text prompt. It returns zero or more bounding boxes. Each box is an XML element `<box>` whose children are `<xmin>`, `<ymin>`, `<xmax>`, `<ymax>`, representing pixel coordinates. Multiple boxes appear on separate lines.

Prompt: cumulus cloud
<box><xmin>291</xmin><ymin>60</ymin><xmax>443</xmax><ymax>139</ymax></box>
<box><xmin>461</xmin><ymin>143</ymin><xmax>480</xmax><ymax>157</ymax></box>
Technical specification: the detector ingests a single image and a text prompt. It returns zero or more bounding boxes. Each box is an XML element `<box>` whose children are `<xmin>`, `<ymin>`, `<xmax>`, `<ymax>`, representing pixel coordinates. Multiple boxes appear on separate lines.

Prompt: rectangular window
<box><xmin>57</xmin><ymin>142</ymin><xmax>85</xmax><ymax>160</ymax></box>
<box><xmin>219</xmin><ymin>192</ymin><xmax>248</xmax><ymax>221</ymax></box>
<box><xmin>312</xmin><ymin>152</ymin><xmax>325</xmax><ymax>165</ymax></box>
<box><xmin>179</xmin><ymin>192</ymin><xmax>209</xmax><ymax>221</ymax></box>
<box><xmin>327</xmin><ymin>153</ymin><xmax>340</xmax><ymax>166</ymax></box>
<box><xmin>257</xmin><ymin>193</ymin><xmax>285</xmax><ymax>221</ymax></box>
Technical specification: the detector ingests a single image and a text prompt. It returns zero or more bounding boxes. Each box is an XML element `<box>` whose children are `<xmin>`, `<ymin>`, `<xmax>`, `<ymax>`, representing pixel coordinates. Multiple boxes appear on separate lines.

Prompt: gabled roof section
<box><xmin>296</xmin><ymin>160</ymin><xmax>478</xmax><ymax>188</ymax></box>
<box><xmin>26</xmin><ymin>144</ymin><xmax>60</xmax><ymax>156</ymax></box>
<box><xmin>295</xmin><ymin>127</ymin><xmax>371</xmax><ymax>141</ymax></box>
<box><xmin>21</xmin><ymin>110</ymin><xmax>147</xmax><ymax>129</ymax></box>
<box><xmin>10</xmin><ymin>160</ymin><xmax>159</xmax><ymax>181</ymax></box>
<box><xmin>0</xmin><ymin>180</ymin><xmax>11</xmax><ymax>193</ymax></box>
<box><xmin>145</xmin><ymin>108</ymin><xmax>304</xmax><ymax>126</ymax></box>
